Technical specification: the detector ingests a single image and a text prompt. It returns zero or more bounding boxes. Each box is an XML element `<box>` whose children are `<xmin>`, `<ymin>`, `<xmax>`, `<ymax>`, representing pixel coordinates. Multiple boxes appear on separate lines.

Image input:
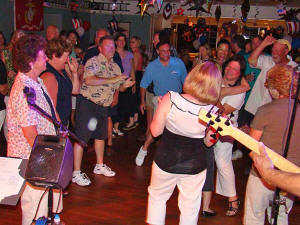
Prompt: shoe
<box><xmin>113</xmin><ymin>128</ymin><xmax>124</xmax><ymax>136</ymax></box>
<box><xmin>72</xmin><ymin>172</ymin><xmax>91</xmax><ymax>186</ymax></box>
<box><xmin>232</xmin><ymin>149</ymin><xmax>243</xmax><ymax>160</ymax></box>
<box><xmin>123</xmin><ymin>123</ymin><xmax>137</xmax><ymax>131</ymax></box>
<box><xmin>226</xmin><ymin>199</ymin><xmax>240</xmax><ymax>216</ymax></box>
<box><xmin>201</xmin><ymin>210</ymin><xmax>217</xmax><ymax>217</ymax></box>
<box><xmin>93</xmin><ymin>164</ymin><xmax>116</xmax><ymax>177</ymax></box>
<box><xmin>135</xmin><ymin>146</ymin><xmax>147</xmax><ymax>166</ymax></box>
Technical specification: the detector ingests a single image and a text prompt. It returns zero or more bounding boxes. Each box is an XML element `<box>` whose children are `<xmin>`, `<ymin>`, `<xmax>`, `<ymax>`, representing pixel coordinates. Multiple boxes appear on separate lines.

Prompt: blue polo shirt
<box><xmin>140</xmin><ymin>57</ymin><xmax>187</xmax><ymax>96</ymax></box>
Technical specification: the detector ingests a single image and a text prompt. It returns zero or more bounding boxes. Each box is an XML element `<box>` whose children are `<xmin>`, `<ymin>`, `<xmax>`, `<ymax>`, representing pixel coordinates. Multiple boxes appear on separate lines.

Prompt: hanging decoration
<box><xmin>207</xmin><ymin>0</ymin><xmax>213</xmax><ymax>14</ymax></box>
<box><xmin>107</xmin><ymin>15</ymin><xmax>119</xmax><ymax>35</ymax></box>
<box><xmin>287</xmin><ymin>21</ymin><xmax>300</xmax><ymax>35</ymax></box>
<box><xmin>72</xmin><ymin>17</ymin><xmax>85</xmax><ymax>38</ymax></box>
<box><xmin>277</xmin><ymin>1</ymin><xmax>287</xmax><ymax>16</ymax></box>
<box><xmin>136</xmin><ymin>0</ymin><xmax>151</xmax><ymax>17</ymax></box>
<box><xmin>72</xmin><ymin>17</ymin><xmax>82</xmax><ymax>30</ymax></box>
<box><xmin>182</xmin><ymin>0</ymin><xmax>211</xmax><ymax>17</ymax></box>
<box><xmin>215</xmin><ymin>5</ymin><xmax>221</xmax><ymax>23</ymax></box>
<box><xmin>156</xmin><ymin>0</ymin><xmax>164</xmax><ymax>12</ymax></box>
<box><xmin>83</xmin><ymin>20</ymin><xmax>91</xmax><ymax>31</ymax></box>
<box><xmin>148</xmin><ymin>0</ymin><xmax>155</xmax><ymax>7</ymax></box>
<box><xmin>163</xmin><ymin>3</ymin><xmax>172</xmax><ymax>20</ymax></box>
<box><xmin>177</xmin><ymin>7</ymin><xmax>185</xmax><ymax>16</ymax></box>
<box><xmin>241</xmin><ymin>0</ymin><xmax>250</xmax><ymax>22</ymax></box>
<box><xmin>232</xmin><ymin>0</ymin><xmax>237</xmax><ymax>18</ymax></box>
<box><xmin>279</xmin><ymin>8</ymin><xmax>300</xmax><ymax>22</ymax></box>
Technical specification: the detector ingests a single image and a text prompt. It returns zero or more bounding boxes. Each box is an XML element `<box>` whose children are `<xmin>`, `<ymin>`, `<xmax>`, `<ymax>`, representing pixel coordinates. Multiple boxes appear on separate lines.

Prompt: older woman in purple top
<box><xmin>112</xmin><ymin>33</ymin><xmax>136</xmax><ymax>137</ymax></box>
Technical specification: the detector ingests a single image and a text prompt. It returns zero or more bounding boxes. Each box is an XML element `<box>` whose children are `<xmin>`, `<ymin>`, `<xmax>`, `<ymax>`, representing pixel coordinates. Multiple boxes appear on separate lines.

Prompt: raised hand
<box><xmin>262</xmin><ymin>35</ymin><xmax>276</xmax><ymax>47</ymax></box>
<box><xmin>67</xmin><ymin>56</ymin><xmax>79</xmax><ymax>74</ymax></box>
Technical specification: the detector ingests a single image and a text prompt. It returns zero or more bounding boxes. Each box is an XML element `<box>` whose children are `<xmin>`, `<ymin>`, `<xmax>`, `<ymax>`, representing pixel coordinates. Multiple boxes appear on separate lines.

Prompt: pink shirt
<box><xmin>7</xmin><ymin>73</ymin><xmax>56</xmax><ymax>159</ymax></box>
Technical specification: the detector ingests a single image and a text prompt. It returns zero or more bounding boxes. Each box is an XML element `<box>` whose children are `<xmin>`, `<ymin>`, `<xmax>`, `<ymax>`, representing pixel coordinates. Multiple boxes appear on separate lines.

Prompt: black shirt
<box><xmin>40</xmin><ymin>63</ymin><xmax>73</xmax><ymax>126</ymax></box>
<box><xmin>0</xmin><ymin>59</ymin><xmax>7</xmax><ymax>111</ymax></box>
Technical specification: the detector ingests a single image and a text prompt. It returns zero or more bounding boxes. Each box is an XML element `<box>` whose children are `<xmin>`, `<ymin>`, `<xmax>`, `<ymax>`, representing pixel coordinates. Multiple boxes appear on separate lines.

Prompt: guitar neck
<box><xmin>230</xmin><ymin>126</ymin><xmax>300</xmax><ymax>173</ymax></box>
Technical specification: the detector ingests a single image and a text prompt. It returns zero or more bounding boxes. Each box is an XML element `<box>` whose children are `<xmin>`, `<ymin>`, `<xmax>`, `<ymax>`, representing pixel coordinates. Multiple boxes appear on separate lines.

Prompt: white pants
<box><xmin>72</xmin><ymin>96</ymin><xmax>77</xmax><ymax>110</ymax></box>
<box><xmin>147</xmin><ymin>162</ymin><xmax>206</xmax><ymax>225</ymax></box>
<box><xmin>214</xmin><ymin>137</ymin><xmax>237</xmax><ymax>197</ymax></box>
<box><xmin>21</xmin><ymin>182</ymin><xmax>63</xmax><ymax>225</ymax></box>
<box><xmin>3</xmin><ymin>96</ymin><xmax>9</xmax><ymax>139</ymax></box>
<box><xmin>243</xmin><ymin>173</ymin><xmax>294</xmax><ymax>225</ymax></box>
<box><xmin>0</xmin><ymin>109</ymin><xmax>5</xmax><ymax>131</ymax></box>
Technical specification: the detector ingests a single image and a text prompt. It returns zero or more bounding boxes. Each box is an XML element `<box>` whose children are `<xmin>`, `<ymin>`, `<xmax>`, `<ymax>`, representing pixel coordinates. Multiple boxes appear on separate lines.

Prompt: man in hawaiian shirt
<box><xmin>72</xmin><ymin>36</ymin><xmax>134</xmax><ymax>186</ymax></box>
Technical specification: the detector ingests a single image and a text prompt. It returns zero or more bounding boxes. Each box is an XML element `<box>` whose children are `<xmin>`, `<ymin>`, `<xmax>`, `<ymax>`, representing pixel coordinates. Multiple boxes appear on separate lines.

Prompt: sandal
<box><xmin>226</xmin><ymin>199</ymin><xmax>240</xmax><ymax>216</ymax></box>
<box><xmin>123</xmin><ymin>123</ymin><xmax>137</xmax><ymax>131</ymax></box>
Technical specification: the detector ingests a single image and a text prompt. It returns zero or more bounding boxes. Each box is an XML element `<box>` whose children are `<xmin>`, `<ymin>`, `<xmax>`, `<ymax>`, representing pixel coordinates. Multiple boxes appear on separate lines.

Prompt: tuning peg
<box><xmin>216</xmin><ymin>127</ymin><xmax>223</xmax><ymax>133</ymax></box>
<box><xmin>224</xmin><ymin>118</ymin><xmax>230</xmax><ymax>126</ymax></box>
<box><xmin>210</xmin><ymin>127</ymin><xmax>223</xmax><ymax>140</ymax></box>
<box><xmin>206</xmin><ymin>120</ymin><xmax>215</xmax><ymax>130</ymax></box>
<box><xmin>215</xmin><ymin>110</ymin><xmax>223</xmax><ymax>123</ymax></box>
<box><xmin>224</xmin><ymin>113</ymin><xmax>234</xmax><ymax>126</ymax></box>
<box><xmin>206</xmin><ymin>106</ymin><xmax>215</xmax><ymax>118</ymax></box>
<box><xmin>211</xmin><ymin>133</ymin><xmax>217</xmax><ymax>140</ymax></box>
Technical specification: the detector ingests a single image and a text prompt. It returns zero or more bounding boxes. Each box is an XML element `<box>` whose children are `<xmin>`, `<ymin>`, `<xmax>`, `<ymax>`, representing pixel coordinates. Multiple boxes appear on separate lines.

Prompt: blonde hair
<box><xmin>131</xmin><ymin>36</ymin><xmax>141</xmax><ymax>48</ymax></box>
<box><xmin>265</xmin><ymin>65</ymin><xmax>298</xmax><ymax>98</ymax></box>
<box><xmin>183</xmin><ymin>61</ymin><xmax>222</xmax><ymax>104</ymax></box>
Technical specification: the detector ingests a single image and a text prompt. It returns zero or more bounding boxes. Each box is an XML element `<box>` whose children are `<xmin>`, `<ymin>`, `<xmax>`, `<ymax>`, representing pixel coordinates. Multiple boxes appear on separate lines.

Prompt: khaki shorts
<box><xmin>145</xmin><ymin>91</ymin><xmax>155</xmax><ymax>109</ymax></box>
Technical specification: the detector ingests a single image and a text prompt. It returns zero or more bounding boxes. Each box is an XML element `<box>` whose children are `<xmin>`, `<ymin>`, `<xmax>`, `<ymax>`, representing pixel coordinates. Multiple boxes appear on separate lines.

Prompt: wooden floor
<box><xmin>0</xmin><ymin>119</ymin><xmax>299</xmax><ymax>225</ymax></box>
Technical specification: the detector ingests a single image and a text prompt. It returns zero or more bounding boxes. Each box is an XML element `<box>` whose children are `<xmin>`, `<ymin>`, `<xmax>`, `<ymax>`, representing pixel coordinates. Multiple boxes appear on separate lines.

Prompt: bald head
<box><xmin>95</xmin><ymin>28</ymin><xmax>109</xmax><ymax>46</ymax></box>
<box><xmin>46</xmin><ymin>25</ymin><xmax>59</xmax><ymax>41</ymax></box>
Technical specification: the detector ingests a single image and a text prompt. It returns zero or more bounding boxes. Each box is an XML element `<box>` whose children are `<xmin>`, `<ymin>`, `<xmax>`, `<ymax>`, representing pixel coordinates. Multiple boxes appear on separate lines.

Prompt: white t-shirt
<box><xmin>245</xmin><ymin>55</ymin><xmax>297</xmax><ymax>115</ymax></box>
<box><xmin>221</xmin><ymin>89</ymin><xmax>245</xmax><ymax>127</ymax></box>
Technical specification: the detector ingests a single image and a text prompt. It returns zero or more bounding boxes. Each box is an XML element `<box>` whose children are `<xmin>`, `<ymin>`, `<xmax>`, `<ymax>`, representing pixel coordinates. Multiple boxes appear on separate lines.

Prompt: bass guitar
<box><xmin>199</xmin><ymin>107</ymin><xmax>300</xmax><ymax>173</ymax></box>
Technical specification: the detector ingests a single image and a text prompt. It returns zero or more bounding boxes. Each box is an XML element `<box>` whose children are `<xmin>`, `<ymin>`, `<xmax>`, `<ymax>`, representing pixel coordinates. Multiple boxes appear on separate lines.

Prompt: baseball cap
<box><xmin>276</xmin><ymin>39</ymin><xmax>292</xmax><ymax>52</ymax></box>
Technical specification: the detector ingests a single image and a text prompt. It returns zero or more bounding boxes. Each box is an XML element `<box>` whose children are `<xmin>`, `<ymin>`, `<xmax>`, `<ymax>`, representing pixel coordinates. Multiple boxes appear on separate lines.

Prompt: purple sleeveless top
<box><xmin>121</xmin><ymin>51</ymin><xmax>134</xmax><ymax>77</ymax></box>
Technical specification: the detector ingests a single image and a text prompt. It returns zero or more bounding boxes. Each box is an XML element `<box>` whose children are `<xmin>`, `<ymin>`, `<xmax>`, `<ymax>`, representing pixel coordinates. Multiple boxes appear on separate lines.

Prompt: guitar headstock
<box><xmin>199</xmin><ymin>106</ymin><xmax>235</xmax><ymax>137</ymax></box>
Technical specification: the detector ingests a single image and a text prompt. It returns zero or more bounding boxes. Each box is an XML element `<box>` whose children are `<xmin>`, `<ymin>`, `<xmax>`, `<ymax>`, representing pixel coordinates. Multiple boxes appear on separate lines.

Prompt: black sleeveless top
<box><xmin>154</xmin><ymin>129</ymin><xmax>206</xmax><ymax>175</ymax></box>
<box><xmin>40</xmin><ymin>63</ymin><xmax>73</xmax><ymax>126</ymax></box>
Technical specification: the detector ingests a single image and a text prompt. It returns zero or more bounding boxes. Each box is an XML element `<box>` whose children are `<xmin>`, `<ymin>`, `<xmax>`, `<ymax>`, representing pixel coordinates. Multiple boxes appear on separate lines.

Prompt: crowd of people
<box><xmin>0</xmin><ymin>24</ymin><xmax>299</xmax><ymax>225</ymax></box>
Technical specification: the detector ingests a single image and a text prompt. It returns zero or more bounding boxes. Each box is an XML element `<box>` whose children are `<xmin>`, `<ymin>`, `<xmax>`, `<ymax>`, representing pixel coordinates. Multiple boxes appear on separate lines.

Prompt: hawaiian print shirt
<box><xmin>7</xmin><ymin>73</ymin><xmax>56</xmax><ymax>159</ymax></box>
<box><xmin>80</xmin><ymin>53</ymin><xmax>122</xmax><ymax>107</ymax></box>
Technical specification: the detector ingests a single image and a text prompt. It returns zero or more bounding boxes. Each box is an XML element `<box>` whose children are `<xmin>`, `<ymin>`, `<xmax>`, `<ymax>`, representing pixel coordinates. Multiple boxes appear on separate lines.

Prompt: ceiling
<box><xmin>147</xmin><ymin>0</ymin><xmax>300</xmax><ymax>7</ymax></box>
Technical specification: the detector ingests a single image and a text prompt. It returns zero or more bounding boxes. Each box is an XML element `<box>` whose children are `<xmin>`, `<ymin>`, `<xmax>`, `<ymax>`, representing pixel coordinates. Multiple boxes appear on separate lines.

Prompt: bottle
<box><xmin>53</xmin><ymin>214</ymin><xmax>65</xmax><ymax>225</ymax></box>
